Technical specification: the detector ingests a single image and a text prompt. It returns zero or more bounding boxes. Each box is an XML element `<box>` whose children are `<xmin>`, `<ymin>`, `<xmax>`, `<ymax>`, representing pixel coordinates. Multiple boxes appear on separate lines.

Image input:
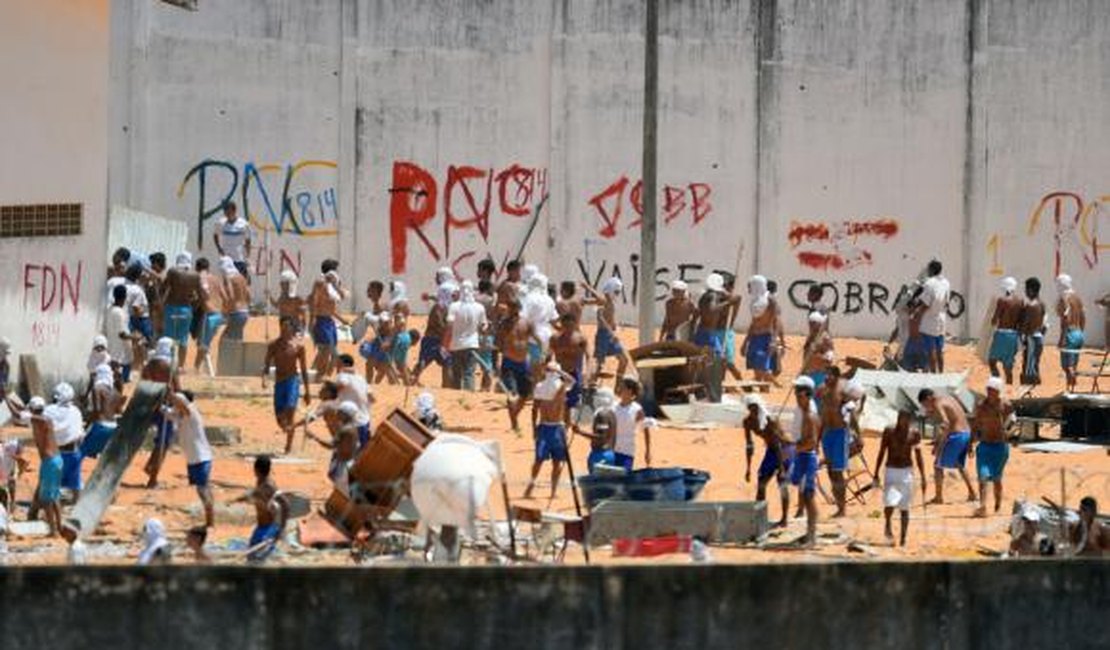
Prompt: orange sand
<box><xmin>2</xmin><ymin>315</ymin><xmax>1106</xmax><ymax>565</ymax></box>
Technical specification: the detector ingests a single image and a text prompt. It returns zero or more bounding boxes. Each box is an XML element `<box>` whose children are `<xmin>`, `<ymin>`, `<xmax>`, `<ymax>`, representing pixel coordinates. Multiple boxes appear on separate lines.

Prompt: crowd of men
<box><xmin>0</xmin><ymin>211</ymin><xmax>1106</xmax><ymax>560</ymax></box>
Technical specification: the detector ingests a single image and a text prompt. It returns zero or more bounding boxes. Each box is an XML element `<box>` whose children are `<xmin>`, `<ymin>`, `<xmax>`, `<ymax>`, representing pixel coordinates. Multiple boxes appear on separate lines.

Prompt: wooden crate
<box><xmin>349</xmin><ymin>415</ymin><xmax>425</xmax><ymax>509</ymax></box>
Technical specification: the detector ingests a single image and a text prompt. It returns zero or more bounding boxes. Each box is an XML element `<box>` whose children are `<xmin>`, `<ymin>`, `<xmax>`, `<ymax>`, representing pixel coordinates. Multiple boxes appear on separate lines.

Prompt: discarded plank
<box><xmin>66</xmin><ymin>381</ymin><xmax>167</xmax><ymax>539</ymax></box>
<box><xmin>18</xmin><ymin>354</ymin><xmax>43</xmax><ymax>401</ymax></box>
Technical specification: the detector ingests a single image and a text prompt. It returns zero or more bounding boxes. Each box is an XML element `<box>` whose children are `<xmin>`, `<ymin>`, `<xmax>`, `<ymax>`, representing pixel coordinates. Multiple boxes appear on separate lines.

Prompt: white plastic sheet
<box><xmin>410</xmin><ymin>434</ymin><xmax>501</xmax><ymax>537</ymax></box>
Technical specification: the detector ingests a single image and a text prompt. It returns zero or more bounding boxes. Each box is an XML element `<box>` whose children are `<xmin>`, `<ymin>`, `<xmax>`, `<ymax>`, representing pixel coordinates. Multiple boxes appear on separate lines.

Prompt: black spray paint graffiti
<box><xmin>786</xmin><ymin>279</ymin><xmax>966</xmax><ymax>319</ymax></box>
<box><xmin>574</xmin><ymin>253</ymin><xmax>966</xmax><ymax>320</ymax></box>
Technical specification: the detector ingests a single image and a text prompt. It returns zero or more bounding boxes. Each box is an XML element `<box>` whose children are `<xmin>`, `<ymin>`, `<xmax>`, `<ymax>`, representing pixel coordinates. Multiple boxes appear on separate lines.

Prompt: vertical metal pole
<box><xmin>638</xmin><ymin>0</ymin><xmax>659</xmax><ymax>346</ymax></box>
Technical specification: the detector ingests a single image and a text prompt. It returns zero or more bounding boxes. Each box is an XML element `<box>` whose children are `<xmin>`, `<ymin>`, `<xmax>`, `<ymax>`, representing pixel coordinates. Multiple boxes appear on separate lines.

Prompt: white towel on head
<box><xmin>593</xmin><ymin>387</ymin><xmax>617</xmax><ymax>412</ymax></box>
<box><xmin>389</xmin><ymin>280</ymin><xmax>408</xmax><ymax>308</ymax></box>
<box><xmin>437</xmin><ymin>282</ymin><xmax>458</xmax><ymax>307</ymax></box>
<box><xmin>600</xmin><ymin>276</ymin><xmax>623</xmax><ymax>295</ymax></box>
<box><xmin>808</xmin><ymin>310</ymin><xmax>827</xmax><ymax>325</ymax></box>
<box><xmin>175</xmin><ymin>252</ymin><xmax>192</xmax><ymax>269</ymax></box>
<box><xmin>435</xmin><ymin>267</ymin><xmax>455</xmax><ymax>285</ymax></box>
<box><xmin>745</xmin><ymin>394</ymin><xmax>769</xmax><ymax>430</ymax></box>
<box><xmin>94</xmin><ymin>363</ymin><xmax>114</xmax><ymax>389</ymax></box>
<box><xmin>986</xmin><ymin>376</ymin><xmax>1004</xmax><ymax>393</ymax></box>
<box><xmin>53</xmin><ymin>382</ymin><xmax>76</xmax><ymax>405</ymax></box>
<box><xmin>1000</xmin><ymin>276</ymin><xmax>1018</xmax><ymax>296</ymax></box>
<box><xmin>1055</xmin><ymin>273</ymin><xmax>1073</xmax><ymax>294</ymax></box>
<box><xmin>93</xmin><ymin>335</ymin><xmax>109</xmax><ymax>349</ymax></box>
<box><xmin>461</xmin><ymin>279</ymin><xmax>476</xmax><ymax>303</ymax></box>
<box><xmin>153</xmin><ymin>337</ymin><xmax>175</xmax><ymax>361</ymax></box>
<box><xmin>748</xmin><ymin>275</ymin><xmax>769</xmax><ymax>318</ymax></box>
<box><xmin>138</xmin><ymin>519</ymin><xmax>169</xmax><ymax>565</ymax></box>
<box><xmin>521</xmin><ymin>264</ymin><xmax>539</xmax><ymax>285</ymax></box>
<box><xmin>671</xmin><ymin>280</ymin><xmax>687</xmax><ymax>293</ymax></box>
<box><xmin>280</xmin><ymin>270</ymin><xmax>298</xmax><ymax>297</ymax></box>
<box><xmin>533</xmin><ymin>372</ymin><xmax>563</xmax><ymax>402</ymax></box>
<box><xmin>705</xmin><ymin>273</ymin><xmax>724</xmax><ymax>293</ymax></box>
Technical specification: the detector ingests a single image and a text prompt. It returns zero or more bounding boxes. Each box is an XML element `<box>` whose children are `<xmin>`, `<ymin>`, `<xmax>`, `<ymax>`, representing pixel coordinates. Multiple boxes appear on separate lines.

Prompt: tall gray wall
<box><xmin>1</xmin><ymin>562</ymin><xmax>1107</xmax><ymax>649</ymax></box>
<box><xmin>110</xmin><ymin>0</ymin><xmax>1110</xmax><ymax>342</ymax></box>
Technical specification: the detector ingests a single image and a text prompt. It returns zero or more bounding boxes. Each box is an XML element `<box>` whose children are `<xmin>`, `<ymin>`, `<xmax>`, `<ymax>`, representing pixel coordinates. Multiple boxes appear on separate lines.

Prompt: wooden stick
<box><xmin>557</xmin><ymin>425</ymin><xmax>590</xmax><ymax>564</ymax></box>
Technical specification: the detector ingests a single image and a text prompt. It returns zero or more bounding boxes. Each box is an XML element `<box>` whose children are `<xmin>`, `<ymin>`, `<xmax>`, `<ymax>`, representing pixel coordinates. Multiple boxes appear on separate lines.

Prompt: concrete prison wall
<box><xmin>0</xmin><ymin>561</ymin><xmax>1107</xmax><ymax>650</ymax></box>
<box><xmin>109</xmin><ymin>0</ymin><xmax>1110</xmax><ymax>343</ymax></box>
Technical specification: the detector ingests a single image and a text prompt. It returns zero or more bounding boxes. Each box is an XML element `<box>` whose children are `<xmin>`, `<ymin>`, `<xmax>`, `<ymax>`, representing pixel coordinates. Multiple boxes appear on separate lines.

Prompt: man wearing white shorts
<box><xmin>873</xmin><ymin>410</ymin><xmax>926</xmax><ymax>547</ymax></box>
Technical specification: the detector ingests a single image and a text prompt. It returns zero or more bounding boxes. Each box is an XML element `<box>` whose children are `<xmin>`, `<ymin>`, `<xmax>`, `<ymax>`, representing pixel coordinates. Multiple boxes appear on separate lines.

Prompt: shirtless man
<box><xmin>743</xmin><ymin>395</ymin><xmax>793</xmax><ymax>528</ymax></box>
<box><xmin>80</xmin><ymin>364</ymin><xmax>122</xmax><ymax>460</ymax></box>
<box><xmin>388</xmin><ymin>280</ymin><xmax>413</xmax><ymax>383</ymax></box>
<box><xmin>720</xmin><ymin>273</ymin><xmax>744</xmax><ymax>381</ymax></box>
<box><xmin>872</xmin><ymin>410</ymin><xmax>926</xmax><ymax>546</ymax></box>
<box><xmin>365</xmin><ymin>280</ymin><xmax>385</xmax><ymax>315</ymax></box>
<box><xmin>741</xmin><ymin>275</ymin><xmax>783</xmax><ymax>384</ymax></box>
<box><xmin>802</xmin><ymin>312</ymin><xmax>835</xmax><ymax>391</ymax></box>
<box><xmin>914</xmin><ymin>260</ymin><xmax>950</xmax><ymax>373</ymax></box>
<box><xmin>268</xmin><ymin>270</ymin><xmax>307</xmax><ymax>331</ymax></box>
<box><xmin>693</xmin><ymin>272</ymin><xmax>742</xmax><ymax>367</ymax></box>
<box><xmin>575</xmin><ymin>387</ymin><xmax>618</xmax><ymax>473</ymax></box>
<box><xmin>498</xmin><ymin>299</ymin><xmax>538</xmax><ymax>432</ymax></box>
<box><xmin>550</xmin><ymin>312</ymin><xmax>588</xmax><ymax>426</ymax></box>
<box><xmin>659</xmin><ymin>280</ymin><xmax>696</xmax><ymax>342</ymax></box>
<box><xmin>145</xmin><ymin>252</ymin><xmax>167</xmax><ymax>340</ymax></box>
<box><xmin>583</xmin><ymin>278</ymin><xmax>627</xmax><ymax>384</ymax></box>
<box><xmin>988</xmin><ymin>277</ymin><xmax>1024</xmax><ymax>384</ymax></box>
<box><xmin>244</xmin><ymin>455</ymin><xmax>286</xmax><ymax>562</ymax></box>
<box><xmin>1055</xmin><ymin>274</ymin><xmax>1086</xmax><ymax>392</ymax></box>
<box><xmin>806</xmin><ymin>284</ymin><xmax>831</xmax><ymax>336</ymax></box>
<box><xmin>412</xmin><ymin>282</ymin><xmax>453</xmax><ymax>387</ymax></box>
<box><xmin>523</xmin><ymin>362</ymin><xmax>576</xmax><ymax>500</ymax></box>
<box><xmin>819</xmin><ymin>370</ymin><xmax>851</xmax><ymax>517</ymax></box>
<box><xmin>476</xmin><ymin>280</ymin><xmax>498</xmax><ymax>391</ymax></box>
<box><xmin>194</xmin><ymin>257</ymin><xmax>228</xmax><ymax>373</ymax></box>
<box><xmin>496</xmin><ymin>259</ymin><xmax>523</xmax><ymax>310</ymax></box>
<box><xmin>919</xmin><ymin>388</ymin><xmax>976</xmax><ymax>504</ymax></box>
<box><xmin>1018</xmin><ymin>278</ymin><xmax>1047</xmax><ymax>386</ymax></box>
<box><xmin>789</xmin><ymin>376</ymin><xmax>822</xmax><ymax>548</ymax></box>
<box><xmin>1072</xmin><ymin>497</ymin><xmax>1109</xmax><ymax>557</ymax></box>
<box><xmin>264</xmin><ymin>316</ymin><xmax>311</xmax><ymax>454</ymax></box>
<box><xmin>29</xmin><ymin>398</ymin><xmax>63</xmax><ymax>535</ymax></box>
<box><xmin>556</xmin><ymin>281</ymin><xmax>584</xmax><ymax>330</ymax></box>
<box><xmin>142</xmin><ymin>338</ymin><xmax>183</xmax><ymax>488</ymax></box>
<box><xmin>308</xmin><ymin>260</ymin><xmax>350</xmax><ymax>379</ymax></box>
<box><xmin>971</xmin><ymin>377</ymin><xmax>1014</xmax><ymax>517</ymax></box>
<box><xmin>161</xmin><ymin>252</ymin><xmax>205</xmax><ymax>368</ymax></box>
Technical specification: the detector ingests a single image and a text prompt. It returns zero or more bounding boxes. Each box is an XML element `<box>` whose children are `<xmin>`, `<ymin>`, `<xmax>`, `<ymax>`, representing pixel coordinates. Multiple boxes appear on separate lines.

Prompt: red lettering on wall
<box><xmin>587</xmin><ymin>176</ymin><xmax>713</xmax><ymax>238</ymax></box>
<box><xmin>444</xmin><ymin>165</ymin><xmax>493</xmax><ymax>259</ymax></box>
<box><xmin>22</xmin><ymin>262</ymin><xmax>82</xmax><ymax>314</ymax></box>
<box><xmin>389</xmin><ymin>161</ymin><xmax>440</xmax><ymax>273</ymax></box>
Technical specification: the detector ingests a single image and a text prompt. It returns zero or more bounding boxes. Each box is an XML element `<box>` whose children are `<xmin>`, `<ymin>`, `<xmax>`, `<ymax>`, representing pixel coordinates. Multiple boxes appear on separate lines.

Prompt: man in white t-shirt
<box><xmin>335</xmin><ymin>354</ymin><xmax>374</xmax><ymax>448</ymax></box>
<box><xmin>445</xmin><ymin>280</ymin><xmax>489</xmax><ymax>391</ymax></box>
<box><xmin>105</xmin><ymin>284</ymin><xmax>136</xmax><ymax>383</ymax></box>
<box><xmin>168</xmin><ymin>390</ymin><xmax>214</xmax><ymax>528</ymax></box>
<box><xmin>212</xmin><ymin>201</ymin><xmax>253</xmax><ymax>282</ymax></box>
<box><xmin>611</xmin><ymin>376</ymin><xmax>653</xmax><ymax>471</ymax></box>
<box><xmin>915</xmin><ymin>260</ymin><xmax>950</xmax><ymax>373</ymax></box>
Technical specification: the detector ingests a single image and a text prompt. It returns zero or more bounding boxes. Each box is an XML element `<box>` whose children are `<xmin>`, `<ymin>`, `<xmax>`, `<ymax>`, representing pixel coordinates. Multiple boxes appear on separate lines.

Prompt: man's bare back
<box><xmin>993</xmin><ymin>295</ymin><xmax>1024</xmax><ymax>329</ymax></box>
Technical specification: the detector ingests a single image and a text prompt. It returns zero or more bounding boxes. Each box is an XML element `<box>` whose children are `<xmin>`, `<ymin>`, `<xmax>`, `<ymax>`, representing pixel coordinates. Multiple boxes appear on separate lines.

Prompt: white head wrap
<box><xmin>280</xmin><ymin>269</ymin><xmax>298</xmax><ymax>297</ymax></box>
<box><xmin>533</xmin><ymin>366</ymin><xmax>563</xmax><ymax>402</ymax></box>
<box><xmin>844</xmin><ymin>380</ymin><xmax>865</xmax><ymax>400</ymax></box>
<box><xmin>175</xmin><ymin>252</ymin><xmax>192</xmax><ymax>270</ymax></box>
<box><xmin>593</xmin><ymin>386</ymin><xmax>617</xmax><ymax>412</ymax></box>
<box><xmin>521</xmin><ymin>264</ymin><xmax>539</xmax><ymax>285</ymax></box>
<box><xmin>808</xmin><ymin>311</ymin><xmax>828</xmax><ymax>325</ymax></box>
<box><xmin>338</xmin><ymin>400</ymin><xmax>360</xmax><ymax>420</ymax></box>
<box><xmin>748</xmin><ymin>275</ymin><xmax>769</xmax><ymax>318</ymax></box>
<box><xmin>415</xmin><ymin>392</ymin><xmax>436</xmax><ymax>419</ymax></box>
<box><xmin>793</xmin><ymin>375</ymin><xmax>816</xmax><ymax>392</ymax></box>
<box><xmin>138</xmin><ymin>518</ymin><xmax>169</xmax><ymax>565</ymax></box>
<box><xmin>0</xmin><ymin>337</ymin><xmax>9</xmax><ymax>355</ymax></box>
<box><xmin>94</xmin><ymin>363</ymin><xmax>114</xmax><ymax>388</ymax></box>
<box><xmin>153</xmin><ymin>337</ymin><xmax>175</xmax><ymax>361</ymax></box>
<box><xmin>600</xmin><ymin>276</ymin><xmax>623</xmax><ymax>296</ymax></box>
<box><xmin>1000</xmin><ymin>276</ymin><xmax>1018</xmax><ymax>296</ymax></box>
<box><xmin>528</xmin><ymin>273</ymin><xmax>549</xmax><ymax>293</ymax></box>
<box><xmin>461</xmin><ymin>279</ymin><xmax>476</xmax><ymax>303</ymax></box>
<box><xmin>437</xmin><ymin>282</ymin><xmax>458</xmax><ymax>308</ymax></box>
<box><xmin>705</xmin><ymin>273</ymin><xmax>725</xmax><ymax>293</ymax></box>
<box><xmin>1055</xmin><ymin>274</ymin><xmax>1073</xmax><ymax>295</ymax></box>
<box><xmin>92</xmin><ymin>335</ymin><xmax>109</xmax><ymax>349</ymax></box>
<box><xmin>671</xmin><ymin>280</ymin><xmax>688</xmax><ymax>294</ymax></box>
<box><xmin>28</xmin><ymin>396</ymin><xmax>46</xmax><ymax>412</ymax></box>
<box><xmin>389</xmin><ymin>280</ymin><xmax>408</xmax><ymax>307</ymax></box>
<box><xmin>744</xmin><ymin>394</ymin><xmax>769</xmax><ymax>430</ymax></box>
<box><xmin>986</xmin><ymin>376</ymin><xmax>1004</xmax><ymax>394</ymax></box>
<box><xmin>435</xmin><ymin>267</ymin><xmax>455</xmax><ymax>285</ymax></box>
<box><xmin>53</xmin><ymin>382</ymin><xmax>75</xmax><ymax>405</ymax></box>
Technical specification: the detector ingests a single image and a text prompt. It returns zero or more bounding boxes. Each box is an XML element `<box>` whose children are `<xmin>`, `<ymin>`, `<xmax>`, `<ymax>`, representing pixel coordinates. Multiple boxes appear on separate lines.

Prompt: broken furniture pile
<box><xmin>1012</xmin><ymin>394</ymin><xmax>1110</xmax><ymax>441</ymax></box>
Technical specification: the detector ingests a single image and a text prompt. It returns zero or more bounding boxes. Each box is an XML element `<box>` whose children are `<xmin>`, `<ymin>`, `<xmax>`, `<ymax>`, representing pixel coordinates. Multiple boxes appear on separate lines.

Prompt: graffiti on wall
<box><xmin>586</xmin><ymin>176</ymin><xmax>713</xmax><ymax>238</ymax></box>
<box><xmin>177</xmin><ymin>158</ymin><xmax>339</xmax><ymax>249</ymax></box>
<box><xmin>389</xmin><ymin>161</ymin><xmax>548</xmax><ymax>274</ymax></box>
<box><xmin>985</xmin><ymin>190</ymin><xmax>1105</xmax><ymax>278</ymax></box>
<box><xmin>787</xmin><ymin>218</ymin><xmax>900</xmax><ymax>271</ymax></box>
<box><xmin>22</xmin><ymin>261</ymin><xmax>83</xmax><ymax>348</ymax></box>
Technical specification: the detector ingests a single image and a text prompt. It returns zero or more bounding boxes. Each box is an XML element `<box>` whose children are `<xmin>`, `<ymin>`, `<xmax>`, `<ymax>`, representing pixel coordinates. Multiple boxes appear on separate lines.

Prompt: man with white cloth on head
<box><xmin>161</xmin><ymin>251</ymin><xmax>205</xmax><ymax>367</ymax></box>
<box><xmin>987</xmin><ymin>276</ymin><xmax>1024</xmax><ymax>385</ymax></box>
<box><xmin>1054</xmin><ymin>273</ymin><xmax>1086</xmax><ymax>393</ymax></box>
<box><xmin>872</xmin><ymin>409</ymin><xmax>926</xmax><ymax>547</ymax></box>
<box><xmin>444</xmin><ymin>280</ymin><xmax>488</xmax><ymax>391</ymax></box>
<box><xmin>914</xmin><ymin>259</ymin><xmax>950</xmax><ymax>373</ymax></box>
<box><xmin>522</xmin><ymin>273</ymin><xmax>558</xmax><ymax>369</ymax></box>
<box><xmin>44</xmin><ymin>383</ymin><xmax>85</xmax><ymax>500</ymax></box>
<box><xmin>741</xmin><ymin>275</ymin><xmax>783</xmax><ymax>384</ymax></box>
<box><xmin>523</xmin><ymin>361</ymin><xmax>576</xmax><ymax>500</ymax></box>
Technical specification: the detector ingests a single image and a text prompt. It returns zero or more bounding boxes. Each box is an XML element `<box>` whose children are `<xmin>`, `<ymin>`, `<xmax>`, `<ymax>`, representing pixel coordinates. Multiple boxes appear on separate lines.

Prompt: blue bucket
<box><xmin>681</xmin><ymin>469</ymin><xmax>711</xmax><ymax>501</ymax></box>
<box><xmin>625</xmin><ymin>468</ymin><xmax>686</xmax><ymax>501</ymax></box>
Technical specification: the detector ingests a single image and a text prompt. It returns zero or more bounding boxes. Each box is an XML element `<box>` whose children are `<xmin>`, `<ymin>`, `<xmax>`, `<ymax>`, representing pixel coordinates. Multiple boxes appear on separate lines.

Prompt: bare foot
<box><xmin>972</xmin><ymin>506</ymin><xmax>987</xmax><ymax>518</ymax></box>
<box><xmin>831</xmin><ymin>510</ymin><xmax>846</xmax><ymax>519</ymax></box>
<box><xmin>926</xmin><ymin>497</ymin><xmax>944</xmax><ymax>505</ymax></box>
<box><xmin>884</xmin><ymin>531</ymin><xmax>894</xmax><ymax>546</ymax></box>
<box><xmin>773</xmin><ymin>520</ymin><xmax>787</xmax><ymax>529</ymax></box>
<box><xmin>966</xmin><ymin>494</ymin><xmax>978</xmax><ymax>503</ymax></box>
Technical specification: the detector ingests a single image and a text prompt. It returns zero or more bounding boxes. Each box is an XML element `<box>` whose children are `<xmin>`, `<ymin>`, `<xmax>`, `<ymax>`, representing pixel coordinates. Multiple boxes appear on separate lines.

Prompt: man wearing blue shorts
<box><xmin>742</xmin><ymin>275</ymin><xmax>782</xmax><ymax>384</ymax></box>
<box><xmin>29</xmin><ymin>397</ymin><xmax>63</xmax><ymax>535</ymax></box>
<box><xmin>169</xmin><ymin>391</ymin><xmax>215</xmax><ymax>528</ymax></box>
<box><xmin>744</xmin><ymin>394</ymin><xmax>794</xmax><ymax>528</ymax></box>
<box><xmin>162</xmin><ymin>252</ymin><xmax>203</xmax><ymax>367</ymax></box>
<box><xmin>265</xmin><ymin>316</ymin><xmax>311</xmax><ymax>455</ymax></box>
<box><xmin>309</xmin><ymin>260</ymin><xmax>349</xmax><ymax>379</ymax></box>
<box><xmin>523</xmin><ymin>362</ymin><xmax>575</xmax><ymax>500</ymax></box>
<box><xmin>497</xmin><ymin>299</ymin><xmax>536</xmax><ymax>432</ymax></box>
<box><xmin>819</xmin><ymin>372</ymin><xmax>857</xmax><ymax>518</ymax></box>
<box><xmin>550</xmin><ymin>312</ymin><xmax>587</xmax><ymax>426</ymax></box>
<box><xmin>695</xmin><ymin>273</ymin><xmax>742</xmax><ymax>366</ymax></box>
<box><xmin>919</xmin><ymin>388</ymin><xmax>976</xmax><ymax>505</ymax></box>
<box><xmin>988</xmin><ymin>276</ymin><xmax>1024</xmax><ymax>385</ymax></box>
<box><xmin>241</xmin><ymin>455</ymin><xmax>284</xmax><ymax>563</ymax></box>
<box><xmin>1054</xmin><ymin>273</ymin><xmax>1087</xmax><ymax>393</ymax></box>
<box><xmin>790</xmin><ymin>376</ymin><xmax>822</xmax><ymax>547</ymax></box>
<box><xmin>972</xmin><ymin>378</ymin><xmax>1014</xmax><ymax>518</ymax></box>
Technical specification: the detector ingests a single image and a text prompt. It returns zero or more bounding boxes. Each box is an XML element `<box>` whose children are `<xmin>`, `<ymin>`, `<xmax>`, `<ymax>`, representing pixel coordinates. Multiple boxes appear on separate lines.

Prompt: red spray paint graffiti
<box><xmin>1027</xmin><ymin>191</ymin><xmax>1101</xmax><ymax>276</ymax></box>
<box><xmin>588</xmin><ymin>176</ymin><xmax>712</xmax><ymax>238</ymax></box>
<box><xmin>23</xmin><ymin>262</ymin><xmax>82</xmax><ymax>314</ymax></box>
<box><xmin>788</xmin><ymin>219</ymin><xmax>900</xmax><ymax>271</ymax></box>
<box><xmin>389</xmin><ymin>161</ymin><xmax>547</xmax><ymax>274</ymax></box>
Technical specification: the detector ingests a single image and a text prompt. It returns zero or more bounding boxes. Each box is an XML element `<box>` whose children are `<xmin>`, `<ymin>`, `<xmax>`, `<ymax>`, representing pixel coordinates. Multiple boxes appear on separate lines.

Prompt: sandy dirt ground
<box><xmin>2</xmin><ymin>315</ymin><xmax>1106</xmax><ymax>566</ymax></box>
